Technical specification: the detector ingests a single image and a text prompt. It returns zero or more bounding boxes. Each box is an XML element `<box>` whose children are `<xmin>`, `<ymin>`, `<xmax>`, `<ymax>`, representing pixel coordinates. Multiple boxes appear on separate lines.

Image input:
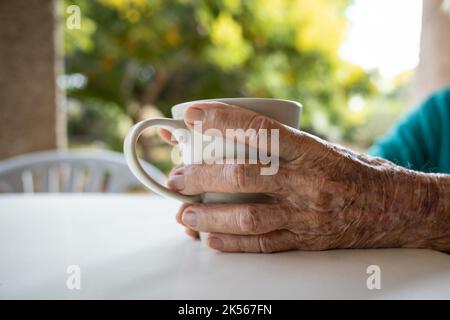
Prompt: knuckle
<box><xmin>239</xmin><ymin>206</ymin><xmax>258</xmax><ymax>233</ymax></box>
<box><xmin>248</xmin><ymin>114</ymin><xmax>272</xmax><ymax>131</ymax></box>
<box><xmin>257</xmin><ymin>234</ymin><xmax>276</xmax><ymax>253</ymax></box>
<box><xmin>231</xmin><ymin>164</ymin><xmax>247</xmax><ymax>192</ymax></box>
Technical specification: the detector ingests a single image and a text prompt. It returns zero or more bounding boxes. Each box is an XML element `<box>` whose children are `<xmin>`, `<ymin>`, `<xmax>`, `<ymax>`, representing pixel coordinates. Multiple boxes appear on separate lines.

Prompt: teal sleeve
<box><xmin>367</xmin><ymin>87</ymin><xmax>450</xmax><ymax>173</ymax></box>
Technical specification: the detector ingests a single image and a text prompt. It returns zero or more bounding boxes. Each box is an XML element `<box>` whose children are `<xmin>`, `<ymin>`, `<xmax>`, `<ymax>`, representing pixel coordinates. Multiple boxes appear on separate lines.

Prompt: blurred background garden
<box><xmin>2</xmin><ymin>0</ymin><xmax>450</xmax><ymax>174</ymax></box>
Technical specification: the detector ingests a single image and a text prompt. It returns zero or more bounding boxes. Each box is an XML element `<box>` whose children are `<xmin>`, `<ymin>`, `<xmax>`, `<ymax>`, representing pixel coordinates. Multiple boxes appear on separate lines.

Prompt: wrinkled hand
<box><xmin>160</xmin><ymin>102</ymin><xmax>448</xmax><ymax>253</ymax></box>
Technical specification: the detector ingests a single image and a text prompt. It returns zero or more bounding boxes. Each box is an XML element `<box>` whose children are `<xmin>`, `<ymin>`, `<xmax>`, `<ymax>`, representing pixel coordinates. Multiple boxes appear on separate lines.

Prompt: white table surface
<box><xmin>1</xmin><ymin>194</ymin><xmax>450</xmax><ymax>300</ymax></box>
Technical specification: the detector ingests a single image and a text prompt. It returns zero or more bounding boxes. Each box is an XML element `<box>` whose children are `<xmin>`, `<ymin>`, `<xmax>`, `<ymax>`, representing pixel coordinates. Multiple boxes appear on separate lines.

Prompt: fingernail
<box><xmin>185</xmin><ymin>107</ymin><xmax>204</xmax><ymax>125</ymax></box>
<box><xmin>182</xmin><ymin>210</ymin><xmax>197</xmax><ymax>227</ymax></box>
<box><xmin>167</xmin><ymin>175</ymin><xmax>185</xmax><ymax>191</ymax></box>
<box><xmin>208</xmin><ymin>236</ymin><xmax>224</xmax><ymax>250</ymax></box>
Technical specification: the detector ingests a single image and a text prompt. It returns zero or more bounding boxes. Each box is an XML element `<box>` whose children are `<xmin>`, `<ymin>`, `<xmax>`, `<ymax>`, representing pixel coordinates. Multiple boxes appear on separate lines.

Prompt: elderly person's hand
<box><xmin>160</xmin><ymin>103</ymin><xmax>450</xmax><ymax>253</ymax></box>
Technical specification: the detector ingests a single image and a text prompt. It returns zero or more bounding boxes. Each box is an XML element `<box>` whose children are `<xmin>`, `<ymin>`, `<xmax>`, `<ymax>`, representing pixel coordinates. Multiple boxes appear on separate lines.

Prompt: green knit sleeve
<box><xmin>367</xmin><ymin>89</ymin><xmax>448</xmax><ymax>173</ymax></box>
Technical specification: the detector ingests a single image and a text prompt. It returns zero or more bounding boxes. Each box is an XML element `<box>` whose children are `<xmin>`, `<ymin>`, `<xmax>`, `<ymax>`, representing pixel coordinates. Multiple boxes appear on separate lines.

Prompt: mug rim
<box><xmin>171</xmin><ymin>97</ymin><xmax>302</xmax><ymax>116</ymax></box>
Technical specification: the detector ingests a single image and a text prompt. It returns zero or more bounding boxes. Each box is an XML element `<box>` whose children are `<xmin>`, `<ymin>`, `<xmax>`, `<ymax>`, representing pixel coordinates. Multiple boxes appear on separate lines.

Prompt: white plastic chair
<box><xmin>0</xmin><ymin>150</ymin><xmax>166</xmax><ymax>193</ymax></box>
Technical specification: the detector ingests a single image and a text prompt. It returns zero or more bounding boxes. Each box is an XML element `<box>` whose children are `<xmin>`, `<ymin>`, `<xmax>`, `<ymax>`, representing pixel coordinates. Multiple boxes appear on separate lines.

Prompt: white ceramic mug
<box><xmin>124</xmin><ymin>98</ymin><xmax>301</xmax><ymax>203</ymax></box>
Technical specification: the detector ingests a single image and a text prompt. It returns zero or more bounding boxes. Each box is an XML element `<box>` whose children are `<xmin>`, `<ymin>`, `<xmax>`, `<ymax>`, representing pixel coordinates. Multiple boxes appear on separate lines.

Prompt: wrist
<box><xmin>350</xmin><ymin>162</ymin><xmax>449</xmax><ymax>251</ymax></box>
<box><xmin>390</xmin><ymin>169</ymin><xmax>450</xmax><ymax>251</ymax></box>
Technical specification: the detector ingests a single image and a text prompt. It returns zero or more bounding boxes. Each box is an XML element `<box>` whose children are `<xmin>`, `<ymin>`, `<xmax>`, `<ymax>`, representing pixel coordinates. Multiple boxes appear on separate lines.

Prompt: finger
<box><xmin>184</xmin><ymin>102</ymin><xmax>307</xmax><ymax>161</ymax></box>
<box><xmin>175</xmin><ymin>203</ymin><xmax>190</xmax><ymax>226</ymax></box>
<box><xmin>168</xmin><ymin>165</ymin><xmax>183</xmax><ymax>178</ymax></box>
<box><xmin>180</xmin><ymin>203</ymin><xmax>290</xmax><ymax>235</ymax></box>
<box><xmin>176</xmin><ymin>204</ymin><xmax>199</xmax><ymax>239</ymax></box>
<box><xmin>158</xmin><ymin>128</ymin><xmax>177</xmax><ymax>145</ymax></box>
<box><xmin>206</xmin><ymin>230</ymin><xmax>299</xmax><ymax>253</ymax></box>
<box><xmin>185</xmin><ymin>228</ymin><xmax>199</xmax><ymax>239</ymax></box>
<box><xmin>167</xmin><ymin>163</ymin><xmax>288</xmax><ymax>195</ymax></box>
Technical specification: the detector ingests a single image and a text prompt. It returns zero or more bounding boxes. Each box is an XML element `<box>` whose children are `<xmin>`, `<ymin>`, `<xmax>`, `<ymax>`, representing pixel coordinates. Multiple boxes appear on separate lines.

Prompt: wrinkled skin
<box><xmin>159</xmin><ymin>102</ymin><xmax>450</xmax><ymax>253</ymax></box>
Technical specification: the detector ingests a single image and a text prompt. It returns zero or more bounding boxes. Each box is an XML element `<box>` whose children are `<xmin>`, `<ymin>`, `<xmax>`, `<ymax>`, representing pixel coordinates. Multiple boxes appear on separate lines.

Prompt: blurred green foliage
<box><xmin>63</xmin><ymin>0</ymin><xmax>402</xmax><ymax>160</ymax></box>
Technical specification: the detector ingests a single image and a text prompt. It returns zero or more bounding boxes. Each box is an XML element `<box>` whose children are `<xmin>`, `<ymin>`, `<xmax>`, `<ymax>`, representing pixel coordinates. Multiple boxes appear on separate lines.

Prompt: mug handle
<box><xmin>123</xmin><ymin>118</ymin><xmax>202</xmax><ymax>203</ymax></box>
